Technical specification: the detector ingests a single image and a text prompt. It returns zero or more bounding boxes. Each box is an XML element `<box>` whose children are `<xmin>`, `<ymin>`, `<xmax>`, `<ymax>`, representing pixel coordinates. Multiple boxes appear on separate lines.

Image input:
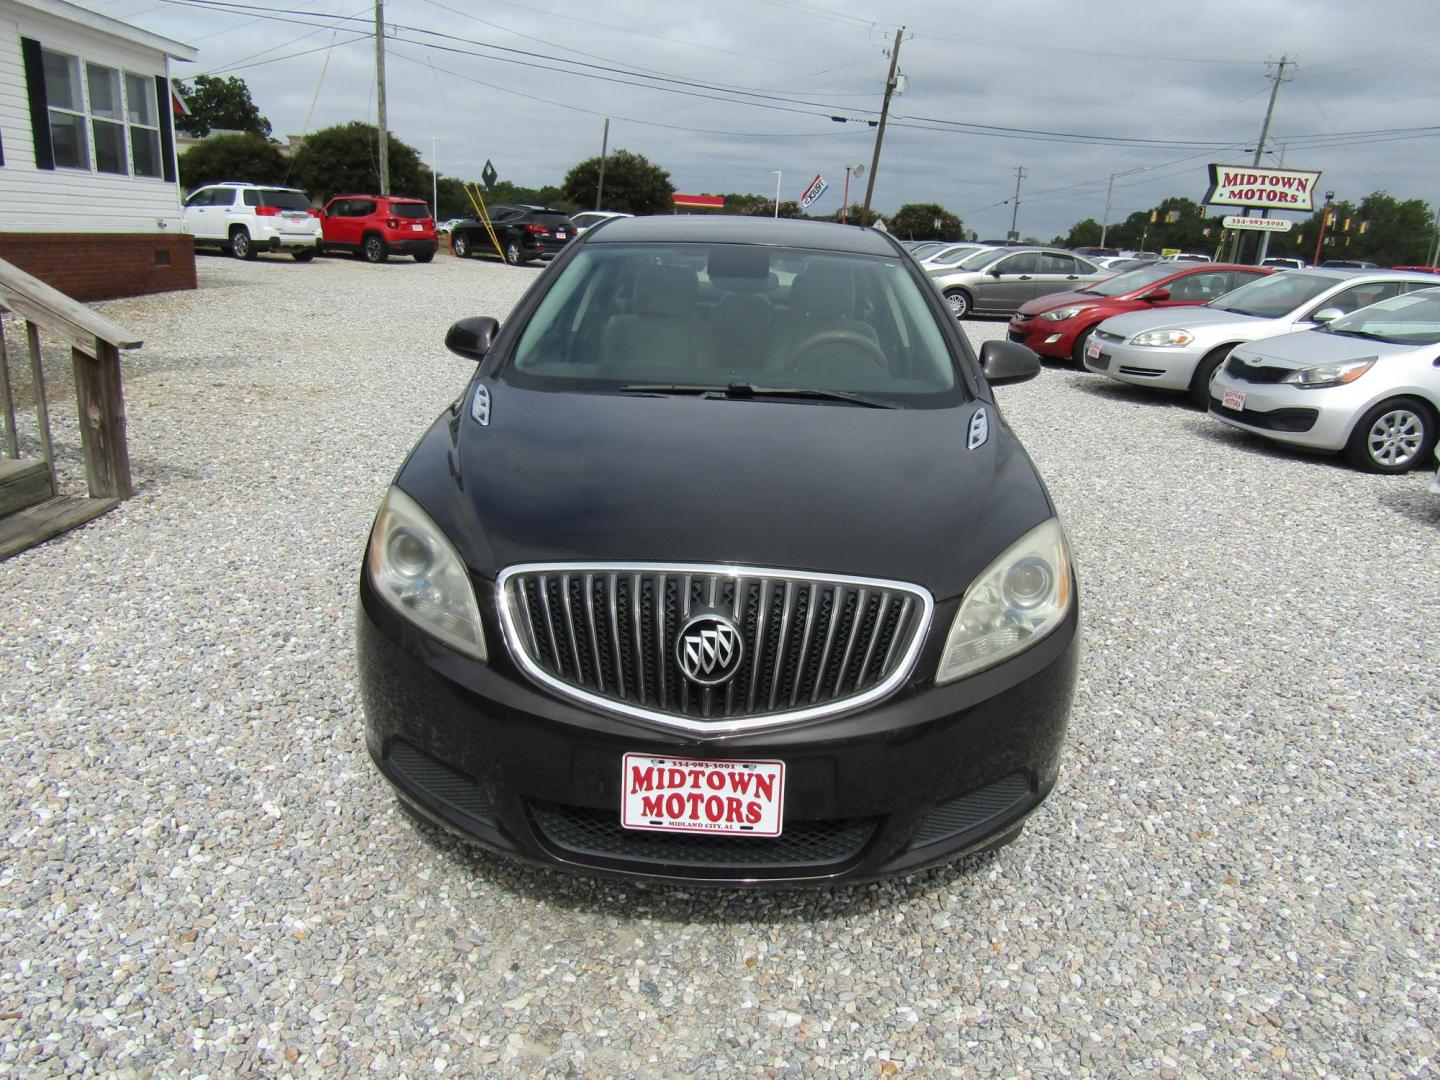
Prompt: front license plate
<box><xmin>1222</xmin><ymin>388</ymin><xmax>1246</xmax><ymax>411</ymax></box>
<box><xmin>1085</xmin><ymin>337</ymin><xmax>1102</xmax><ymax>362</ymax></box>
<box><xmin>621</xmin><ymin>754</ymin><xmax>784</xmax><ymax>837</ymax></box>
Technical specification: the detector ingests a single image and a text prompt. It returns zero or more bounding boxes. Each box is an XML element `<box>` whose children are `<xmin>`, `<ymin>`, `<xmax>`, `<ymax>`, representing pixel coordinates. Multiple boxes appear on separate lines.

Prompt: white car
<box><xmin>1209</xmin><ymin>287</ymin><xmax>1440</xmax><ymax>473</ymax></box>
<box><xmin>571</xmin><ymin>210</ymin><xmax>632</xmax><ymax>235</ymax></box>
<box><xmin>182</xmin><ymin>182</ymin><xmax>322</xmax><ymax>261</ymax></box>
<box><xmin>1083</xmin><ymin>269</ymin><xmax>1440</xmax><ymax>406</ymax></box>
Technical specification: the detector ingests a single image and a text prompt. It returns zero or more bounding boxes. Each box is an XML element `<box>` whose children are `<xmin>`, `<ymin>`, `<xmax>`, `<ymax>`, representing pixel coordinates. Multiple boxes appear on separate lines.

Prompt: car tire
<box><xmin>1071</xmin><ymin>326</ymin><xmax>1096</xmax><ymax>366</ymax></box>
<box><xmin>414</xmin><ymin>251</ymin><xmax>435</xmax><ymax>263</ymax></box>
<box><xmin>229</xmin><ymin>227</ymin><xmax>256</xmax><ymax>260</ymax></box>
<box><xmin>1188</xmin><ymin>346</ymin><xmax>1233</xmax><ymax>408</ymax></box>
<box><xmin>363</xmin><ymin>234</ymin><xmax>388</xmax><ymax>263</ymax></box>
<box><xmin>452</xmin><ymin>232</ymin><xmax>470</xmax><ymax>258</ymax></box>
<box><xmin>943</xmin><ymin>288</ymin><xmax>972</xmax><ymax>319</ymax></box>
<box><xmin>505</xmin><ymin>238</ymin><xmax>524</xmax><ymax>266</ymax></box>
<box><xmin>291</xmin><ymin>249</ymin><xmax>315</xmax><ymax>262</ymax></box>
<box><xmin>1343</xmin><ymin>397</ymin><xmax>1436</xmax><ymax>473</ymax></box>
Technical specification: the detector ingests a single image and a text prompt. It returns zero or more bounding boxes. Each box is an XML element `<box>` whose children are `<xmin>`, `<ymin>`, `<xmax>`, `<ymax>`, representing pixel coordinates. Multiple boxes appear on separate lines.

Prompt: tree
<box><xmin>287</xmin><ymin>122</ymin><xmax>425</xmax><ymax>202</ymax></box>
<box><xmin>561</xmin><ymin>149</ymin><xmax>674</xmax><ymax>216</ymax></box>
<box><xmin>175</xmin><ymin>75</ymin><xmax>272</xmax><ymax>138</ymax></box>
<box><xmin>890</xmin><ymin>203</ymin><xmax>965</xmax><ymax>242</ymax></box>
<box><xmin>178</xmin><ymin>133</ymin><xmax>289</xmax><ymax>191</ymax></box>
<box><xmin>1063</xmin><ymin>218</ymin><xmax>1103</xmax><ymax>248</ymax></box>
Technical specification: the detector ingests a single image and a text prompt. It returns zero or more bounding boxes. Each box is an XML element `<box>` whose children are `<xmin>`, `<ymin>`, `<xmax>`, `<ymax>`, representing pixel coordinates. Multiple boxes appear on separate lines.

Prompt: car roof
<box><xmin>586</xmin><ymin>214</ymin><xmax>900</xmax><ymax>255</ymax></box>
<box><xmin>207</xmin><ymin>182</ymin><xmax>306</xmax><ymax>192</ymax></box>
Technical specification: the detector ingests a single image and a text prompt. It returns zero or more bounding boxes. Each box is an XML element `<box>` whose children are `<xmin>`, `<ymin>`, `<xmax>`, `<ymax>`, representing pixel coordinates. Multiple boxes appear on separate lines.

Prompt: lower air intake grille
<box><xmin>910</xmin><ymin>772</ymin><xmax>1031</xmax><ymax>848</ymax></box>
<box><xmin>385</xmin><ymin>740</ymin><xmax>495</xmax><ymax>826</ymax></box>
<box><xmin>530</xmin><ymin>803</ymin><xmax>876</xmax><ymax>869</ymax></box>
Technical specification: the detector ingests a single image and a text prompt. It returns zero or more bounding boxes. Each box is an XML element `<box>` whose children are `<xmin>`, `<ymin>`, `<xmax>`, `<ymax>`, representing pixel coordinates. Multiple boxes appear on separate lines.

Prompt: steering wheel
<box><xmin>785</xmin><ymin>329</ymin><xmax>888</xmax><ymax>370</ymax></box>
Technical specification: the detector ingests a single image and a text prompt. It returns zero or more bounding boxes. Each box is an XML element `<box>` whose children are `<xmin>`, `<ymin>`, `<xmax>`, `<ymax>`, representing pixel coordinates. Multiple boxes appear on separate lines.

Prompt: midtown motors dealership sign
<box><xmin>1204</xmin><ymin>165</ymin><xmax>1322</xmax><ymax>210</ymax></box>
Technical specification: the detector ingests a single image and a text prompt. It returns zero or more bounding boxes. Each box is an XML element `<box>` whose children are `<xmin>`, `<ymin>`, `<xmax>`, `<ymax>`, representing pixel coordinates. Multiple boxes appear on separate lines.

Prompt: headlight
<box><xmin>1040</xmin><ymin>306</ymin><xmax>1090</xmax><ymax>322</ymax></box>
<box><xmin>936</xmin><ymin>518</ymin><xmax>1073</xmax><ymax>684</ymax></box>
<box><xmin>367</xmin><ymin>486</ymin><xmax>487</xmax><ymax>660</ymax></box>
<box><xmin>1280</xmin><ymin>357</ymin><xmax>1376</xmax><ymax>388</ymax></box>
<box><xmin>1129</xmin><ymin>329</ymin><xmax>1194</xmax><ymax>347</ymax></box>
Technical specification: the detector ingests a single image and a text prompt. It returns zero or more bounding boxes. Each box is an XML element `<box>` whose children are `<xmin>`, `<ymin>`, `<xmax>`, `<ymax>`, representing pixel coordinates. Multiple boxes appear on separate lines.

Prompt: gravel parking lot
<box><xmin>2</xmin><ymin>249</ymin><xmax>1437</xmax><ymax>1077</ymax></box>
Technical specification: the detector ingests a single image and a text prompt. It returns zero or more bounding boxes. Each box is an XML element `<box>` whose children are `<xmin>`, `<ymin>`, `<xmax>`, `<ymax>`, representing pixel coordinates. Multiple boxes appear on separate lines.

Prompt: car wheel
<box><xmin>505</xmin><ymin>239</ymin><xmax>523</xmax><ymax>266</ymax></box>
<box><xmin>452</xmin><ymin>232</ymin><xmax>470</xmax><ymax>258</ymax></box>
<box><xmin>943</xmin><ymin>288</ymin><xmax>972</xmax><ymax>319</ymax></box>
<box><xmin>229</xmin><ymin>227</ymin><xmax>255</xmax><ymax>260</ymax></box>
<box><xmin>1187</xmin><ymin>346</ymin><xmax>1232</xmax><ymax>408</ymax></box>
<box><xmin>1071</xmin><ymin>326</ymin><xmax>1096</xmax><ymax>366</ymax></box>
<box><xmin>291</xmin><ymin>249</ymin><xmax>315</xmax><ymax>262</ymax></box>
<box><xmin>364</xmin><ymin>234</ymin><xmax>388</xmax><ymax>263</ymax></box>
<box><xmin>414</xmin><ymin>251</ymin><xmax>435</xmax><ymax>264</ymax></box>
<box><xmin>1343</xmin><ymin>397</ymin><xmax>1436</xmax><ymax>473</ymax></box>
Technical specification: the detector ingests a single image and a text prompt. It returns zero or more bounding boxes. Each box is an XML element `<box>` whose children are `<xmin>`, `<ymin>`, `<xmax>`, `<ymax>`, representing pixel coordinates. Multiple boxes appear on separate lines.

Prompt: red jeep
<box><xmin>320</xmin><ymin>195</ymin><xmax>438</xmax><ymax>263</ymax></box>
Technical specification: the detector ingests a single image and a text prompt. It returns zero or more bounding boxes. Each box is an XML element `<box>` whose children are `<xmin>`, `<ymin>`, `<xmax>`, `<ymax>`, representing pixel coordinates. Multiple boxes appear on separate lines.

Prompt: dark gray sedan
<box><xmin>930</xmin><ymin>247</ymin><xmax>1108</xmax><ymax>318</ymax></box>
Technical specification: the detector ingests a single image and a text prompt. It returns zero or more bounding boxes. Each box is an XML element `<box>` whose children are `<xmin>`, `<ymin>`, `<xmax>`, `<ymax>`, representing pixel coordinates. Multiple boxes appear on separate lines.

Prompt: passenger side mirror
<box><xmin>979</xmin><ymin>339</ymin><xmax>1041</xmax><ymax>386</ymax></box>
<box><xmin>1311</xmin><ymin>307</ymin><xmax>1344</xmax><ymax>324</ymax></box>
<box><xmin>446</xmin><ymin>316</ymin><xmax>501</xmax><ymax>362</ymax></box>
<box><xmin>1145</xmin><ymin>288</ymin><xmax>1171</xmax><ymax>302</ymax></box>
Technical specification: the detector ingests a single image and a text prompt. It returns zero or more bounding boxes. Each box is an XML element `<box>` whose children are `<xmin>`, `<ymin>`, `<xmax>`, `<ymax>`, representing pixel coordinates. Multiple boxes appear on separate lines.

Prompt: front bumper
<box><xmin>1083</xmin><ymin>334</ymin><xmax>1204</xmax><ymax>390</ymax></box>
<box><xmin>356</xmin><ymin>573</ymin><xmax>1079</xmax><ymax>886</ymax></box>
<box><xmin>1007</xmin><ymin>315</ymin><xmax>1081</xmax><ymax>359</ymax></box>
<box><xmin>1207</xmin><ymin>369</ymin><xmax>1359</xmax><ymax>451</ymax></box>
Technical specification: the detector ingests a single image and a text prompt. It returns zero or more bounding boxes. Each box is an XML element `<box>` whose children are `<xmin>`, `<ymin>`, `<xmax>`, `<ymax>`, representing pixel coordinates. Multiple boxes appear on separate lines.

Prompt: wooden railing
<box><xmin>0</xmin><ymin>257</ymin><xmax>141</xmax><ymax>560</ymax></box>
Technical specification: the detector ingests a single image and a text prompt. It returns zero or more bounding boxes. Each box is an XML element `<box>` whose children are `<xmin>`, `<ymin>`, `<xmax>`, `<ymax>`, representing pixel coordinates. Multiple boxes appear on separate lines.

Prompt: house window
<box><xmin>42</xmin><ymin>49</ymin><xmax>88</xmax><ymax>169</ymax></box>
<box><xmin>87</xmin><ymin>63</ymin><xmax>126</xmax><ymax>174</ymax></box>
<box><xmin>125</xmin><ymin>73</ymin><xmax>162</xmax><ymax>178</ymax></box>
<box><xmin>37</xmin><ymin>47</ymin><xmax>165</xmax><ymax>178</ymax></box>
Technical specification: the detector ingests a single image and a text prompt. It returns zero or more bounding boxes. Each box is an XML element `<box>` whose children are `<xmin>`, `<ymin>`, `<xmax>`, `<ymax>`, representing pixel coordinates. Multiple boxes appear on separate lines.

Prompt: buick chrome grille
<box><xmin>497</xmin><ymin>563</ymin><xmax>933</xmax><ymax>733</ymax></box>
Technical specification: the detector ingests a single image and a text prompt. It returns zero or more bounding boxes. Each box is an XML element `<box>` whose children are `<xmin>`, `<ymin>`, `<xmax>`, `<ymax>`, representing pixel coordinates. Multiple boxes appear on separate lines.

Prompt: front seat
<box><xmin>601</xmin><ymin>265</ymin><xmax>713</xmax><ymax>376</ymax></box>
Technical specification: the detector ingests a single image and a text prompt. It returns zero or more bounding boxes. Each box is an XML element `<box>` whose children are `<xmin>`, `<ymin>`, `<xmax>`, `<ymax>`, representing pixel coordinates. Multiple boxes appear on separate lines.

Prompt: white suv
<box><xmin>182</xmin><ymin>182</ymin><xmax>323</xmax><ymax>261</ymax></box>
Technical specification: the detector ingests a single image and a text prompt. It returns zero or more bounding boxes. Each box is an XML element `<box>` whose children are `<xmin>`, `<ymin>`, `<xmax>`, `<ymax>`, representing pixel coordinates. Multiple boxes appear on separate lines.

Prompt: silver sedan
<box><xmin>1207</xmin><ymin>287</ymin><xmax>1440</xmax><ymax>472</ymax></box>
<box><xmin>1082</xmin><ymin>268</ymin><xmax>1440</xmax><ymax>406</ymax></box>
<box><xmin>930</xmin><ymin>247</ymin><xmax>1107</xmax><ymax>317</ymax></box>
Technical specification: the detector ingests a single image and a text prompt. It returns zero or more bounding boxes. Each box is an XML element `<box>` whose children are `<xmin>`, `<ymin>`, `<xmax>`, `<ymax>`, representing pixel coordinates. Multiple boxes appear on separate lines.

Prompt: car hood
<box><xmin>1097</xmin><ymin>304</ymin><xmax>1274</xmax><ymax>338</ymax></box>
<box><xmin>1016</xmin><ymin>290</ymin><xmax>1096</xmax><ymax>316</ymax></box>
<box><xmin>1231</xmin><ymin>328</ymin><xmax>1417</xmax><ymax>367</ymax></box>
<box><xmin>398</xmin><ymin>384</ymin><xmax>1056</xmax><ymax>602</ymax></box>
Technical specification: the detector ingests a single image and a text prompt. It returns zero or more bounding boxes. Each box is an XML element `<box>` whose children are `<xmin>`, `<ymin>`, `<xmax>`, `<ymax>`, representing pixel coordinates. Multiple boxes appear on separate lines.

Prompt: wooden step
<box><xmin>0</xmin><ymin>494</ymin><xmax>119</xmax><ymax>561</ymax></box>
<box><xmin>0</xmin><ymin>457</ymin><xmax>53</xmax><ymax>517</ymax></box>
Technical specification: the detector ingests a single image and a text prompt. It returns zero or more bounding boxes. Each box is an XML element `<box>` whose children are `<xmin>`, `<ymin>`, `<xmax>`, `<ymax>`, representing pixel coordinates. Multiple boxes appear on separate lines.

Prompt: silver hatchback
<box><xmin>930</xmin><ymin>248</ymin><xmax>1107</xmax><ymax>318</ymax></box>
<box><xmin>1208</xmin><ymin>287</ymin><xmax>1440</xmax><ymax>472</ymax></box>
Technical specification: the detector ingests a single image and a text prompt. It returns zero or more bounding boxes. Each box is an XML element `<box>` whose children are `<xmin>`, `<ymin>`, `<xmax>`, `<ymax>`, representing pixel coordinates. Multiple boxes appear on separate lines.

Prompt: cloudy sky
<box><xmin>96</xmin><ymin>0</ymin><xmax>1440</xmax><ymax>239</ymax></box>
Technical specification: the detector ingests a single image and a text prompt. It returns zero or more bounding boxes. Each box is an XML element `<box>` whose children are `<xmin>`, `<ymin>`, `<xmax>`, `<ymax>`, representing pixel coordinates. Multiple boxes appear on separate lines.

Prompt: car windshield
<box><xmin>391</xmin><ymin>202</ymin><xmax>430</xmax><ymax>218</ymax></box>
<box><xmin>258</xmin><ymin>190</ymin><xmax>312</xmax><ymax>211</ymax></box>
<box><xmin>1321</xmin><ymin>289</ymin><xmax>1440</xmax><ymax>345</ymax></box>
<box><xmin>1208</xmin><ymin>271</ymin><xmax>1337</xmax><ymax>318</ymax></box>
<box><xmin>505</xmin><ymin>243</ymin><xmax>964</xmax><ymax>406</ymax></box>
<box><xmin>952</xmin><ymin>247</ymin><xmax>1010</xmax><ymax>270</ymax></box>
<box><xmin>1080</xmin><ymin>263</ymin><xmax>1181</xmax><ymax>297</ymax></box>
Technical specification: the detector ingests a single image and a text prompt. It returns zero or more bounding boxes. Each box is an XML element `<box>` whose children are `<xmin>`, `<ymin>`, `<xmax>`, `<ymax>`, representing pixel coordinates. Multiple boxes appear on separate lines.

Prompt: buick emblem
<box><xmin>676</xmin><ymin>613</ymin><xmax>744</xmax><ymax>686</ymax></box>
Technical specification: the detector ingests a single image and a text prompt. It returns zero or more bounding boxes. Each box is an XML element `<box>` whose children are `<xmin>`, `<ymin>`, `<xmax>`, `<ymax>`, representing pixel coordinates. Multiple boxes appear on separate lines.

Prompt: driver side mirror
<box><xmin>1145</xmin><ymin>288</ymin><xmax>1172</xmax><ymax>302</ymax></box>
<box><xmin>1311</xmin><ymin>307</ymin><xmax>1344</xmax><ymax>324</ymax></box>
<box><xmin>988</xmin><ymin>267</ymin><xmax>1005</xmax><ymax>277</ymax></box>
<box><xmin>979</xmin><ymin>339</ymin><xmax>1041</xmax><ymax>386</ymax></box>
<box><xmin>445</xmin><ymin>316</ymin><xmax>500</xmax><ymax>362</ymax></box>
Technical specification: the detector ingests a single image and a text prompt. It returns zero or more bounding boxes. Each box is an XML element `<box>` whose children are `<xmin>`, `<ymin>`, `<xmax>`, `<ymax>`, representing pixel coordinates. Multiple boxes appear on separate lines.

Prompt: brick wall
<box><xmin>0</xmin><ymin>233</ymin><xmax>197</xmax><ymax>302</ymax></box>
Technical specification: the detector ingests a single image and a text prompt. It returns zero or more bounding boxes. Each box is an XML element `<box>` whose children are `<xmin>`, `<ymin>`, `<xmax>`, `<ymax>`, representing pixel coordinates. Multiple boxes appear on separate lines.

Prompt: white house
<box><xmin>0</xmin><ymin>0</ymin><xmax>196</xmax><ymax>300</ymax></box>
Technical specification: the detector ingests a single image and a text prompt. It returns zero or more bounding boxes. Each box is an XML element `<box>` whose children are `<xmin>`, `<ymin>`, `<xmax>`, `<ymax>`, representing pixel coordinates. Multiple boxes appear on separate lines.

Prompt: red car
<box><xmin>319</xmin><ymin>194</ymin><xmax>438</xmax><ymax>263</ymax></box>
<box><xmin>1007</xmin><ymin>262</ymin><xmax>1272</xmax><ymax>363</ymax></box>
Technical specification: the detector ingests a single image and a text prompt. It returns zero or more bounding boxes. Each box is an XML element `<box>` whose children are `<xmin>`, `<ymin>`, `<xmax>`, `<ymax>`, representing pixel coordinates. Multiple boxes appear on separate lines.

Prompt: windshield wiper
<box><xmin>619</xmin><ymin>382</ymin><xmax>894</xmax><ymax>408</ymax></box>
<box><xmin>1320</xmin><ymin>327</ymin><xmax>1390</xmax><ymax>341</ymax></box>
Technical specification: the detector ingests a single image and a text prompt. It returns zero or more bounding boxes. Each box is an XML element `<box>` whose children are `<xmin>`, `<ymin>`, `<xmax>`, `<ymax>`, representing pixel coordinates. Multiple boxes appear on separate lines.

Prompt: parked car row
<box><xmin>180</xmin><ymin>182</ymin><xmax>625</xmax><ymax>268</ymax></box>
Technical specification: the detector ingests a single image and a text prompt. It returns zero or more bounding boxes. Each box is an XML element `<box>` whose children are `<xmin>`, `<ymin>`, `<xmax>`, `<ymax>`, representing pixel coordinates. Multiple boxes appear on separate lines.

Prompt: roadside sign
<box><xmin>1160</xmin><ymin>247</ymin><xmax>1181</xmax><ymax>257</ymax></box>
<box><xmin>1222</xmin><ymin>215</ymin><xmax>1294</xmax><ymax>232</ymax></box>
<box><xmin>482</xmin><ymin>159</ymin><xmax>498</xmax><ymax>188</ymax></box>
<box><xmin>800</xmin><ymin>174</ymin><xmax>829</xmax><ymax>210</ymax></box>
<box><xmin>1203</xmin><ymin>165</ymin><xmax>1321</xmax><ymax>211</ymax></box>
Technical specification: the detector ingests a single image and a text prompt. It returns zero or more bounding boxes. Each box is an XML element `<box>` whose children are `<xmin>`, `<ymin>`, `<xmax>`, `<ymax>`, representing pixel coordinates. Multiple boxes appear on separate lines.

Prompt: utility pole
<box><xmin>861</xmin><ymin>26</ymin><xmax>904</xmax><ymax>225</ymax></box>
<box><xmin>595</xmin><ymin>118</ymin><xmax>609</xmax><ymax>210</ymax></box>
<box><xmin>1099</xmin><ymin>172</ymin><xmax>1115</xmax><ymax>247</ymax></box>
<box><xmin>1248</xmin><ymin>55</ymin><xmax>1291</xmax><ymax>264</ymax></box>
<box><xmin>375</xmin><ymin>0</ymin><xmax>389</xmax><ymax>195</ymax></box>
<box><xmin>1008</xmin><ymin>166</ymin><xmax>1026</xmax><ymax>241</ymax></box>
<box><xmin>1428</xmin><ymin>203</ymin><xmax>1440</xmax><ymax>267</ymax></box>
